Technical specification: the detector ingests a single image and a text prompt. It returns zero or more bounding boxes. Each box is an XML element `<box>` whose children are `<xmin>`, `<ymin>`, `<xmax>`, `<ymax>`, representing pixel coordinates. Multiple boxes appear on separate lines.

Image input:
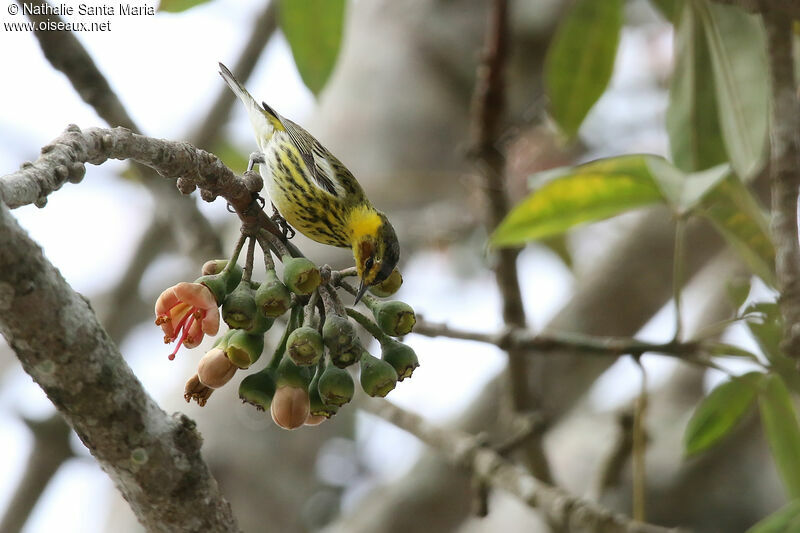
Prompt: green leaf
<box><xmin>158</xmin><ymin>0</ymin><xmax>211</xmax><ymax>13</ymax></box>
<box><xmin>747</xmin><ymin>500</ymin><xmax>800</xmax><ymax>533</ymax></box>
<box><xmin>279</xmin><ymin>0</ymin><xmax>346</xmax><ymax>96</ymax></box>
<box><xmin>726</xmin><ymin>277</ymin><xmax>752</xmax><ymax>310</ymax></box>
<box><xmin>650</xmin><ymin>0</ymin><xmax>679</xmax><ymax>22</ymax></box>
<box><xmin>666</xmin><ymin>1</ymin><xmax>728</xmax><ymax>172</ymax></box>
<box><xmin>646</xmin><ymin>158</ymin><xmax>729</xmax><ymax>213</ymax></box>
<box><xmin>541</xmin><ymin>234</ymin><xmax>573</xmax><ymax>269</ymax></box>
<box><xmin>707</xmin><ymin>342</ymin><xmax>759</xmax><ymax>360</ymax></box>
<box><xmin>698</xmin><ymin>176</ymin><xmax>776</xmax><ymax>287</ymax></box>
<box><xmin>745</xmin><ymin>303</ymin><xmax>800</xmax><ymax>393</ymax></box>
<box><xmin>684</xmin><ymin>372</ymin><xmax>762</xmax><ymax>455</ymax></box>
<box><xmin>696</xmin><ymin>1</ymin><xmax>768</xmax><ymax>179</ymax></box>
<box><xmin>759</xmin><ymin>374</ymin><xmax>800</xmax><ymax>500</ymax></box>
<box><xmin>491</xmin><ymin>155</ymin><xmax>662</xmax><ymax>246</ymax></box>
<box><xmin>544</xmin><ymin>0</ymin><xmax>623</xmax><ymax>137</ymax></box>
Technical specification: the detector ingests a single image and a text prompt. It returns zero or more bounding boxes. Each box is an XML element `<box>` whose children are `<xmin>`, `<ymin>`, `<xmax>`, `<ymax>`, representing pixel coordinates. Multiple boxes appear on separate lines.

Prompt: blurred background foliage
<box><xmin>2</xmin><ymin>0</ymin><xmax>800</xmax><ymax>531</ymax></box>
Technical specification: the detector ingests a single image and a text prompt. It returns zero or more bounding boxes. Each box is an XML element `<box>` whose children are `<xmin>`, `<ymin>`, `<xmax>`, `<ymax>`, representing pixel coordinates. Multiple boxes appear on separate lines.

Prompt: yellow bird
<box><xmin>219</xmin><ymin>63</ymin><xmax>399</xmax><ymax>302</ymax></box>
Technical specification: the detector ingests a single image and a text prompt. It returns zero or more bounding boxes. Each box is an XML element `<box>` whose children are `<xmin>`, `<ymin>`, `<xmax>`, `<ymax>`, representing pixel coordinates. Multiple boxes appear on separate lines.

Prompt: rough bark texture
<box><xmin>0</xmin><ymin>200</ymin><xmax>238</xmax><ymax>532</ymax></box>
<box><xmin>764</xmin><ymin>13</ymin><xmax>800</xmax><ymax>360</ymax></box>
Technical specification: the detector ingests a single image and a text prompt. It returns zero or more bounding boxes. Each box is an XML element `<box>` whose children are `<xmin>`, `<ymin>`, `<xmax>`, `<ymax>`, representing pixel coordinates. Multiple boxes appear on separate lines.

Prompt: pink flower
<box><xmin>155</xmin><ymin>282</ymin><xmax>220</xmax><ymax>360</ymax></box>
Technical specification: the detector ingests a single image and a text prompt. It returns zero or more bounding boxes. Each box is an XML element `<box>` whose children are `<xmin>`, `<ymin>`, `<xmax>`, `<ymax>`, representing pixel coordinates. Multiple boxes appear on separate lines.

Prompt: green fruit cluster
<box><xmin>182</xmin><ymin>253</ymin><xmax>418</xmax><ymax>431</ymax></box>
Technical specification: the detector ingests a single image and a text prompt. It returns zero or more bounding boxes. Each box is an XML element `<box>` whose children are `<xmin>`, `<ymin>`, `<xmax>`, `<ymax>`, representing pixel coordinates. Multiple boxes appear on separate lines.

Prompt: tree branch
<box><xmin>469</xmin><ymin>0</ymin><xmax>551</xmax><ymax>481</ymax></box>
<box><xmin>412</xmin><ymin>319</ymin><xmax>711</xmax><ymax>361</ymax></box>
<box><xmin>763</xmin><ymin>12</ymin><xmax>800</xmax><ymax>359</ymax></box>
<box><xmin>0</xmin><ymin>415</ymin><xmax>74</xmax><ymax>533</ymax></box>
<box><xmin>361</xmin><ymin>400</ymin><xmax>683</xmax><ymax>533</ymax></box>
<box><xmin>0</xmin><ymin>200</ymin><xmax>238</xmax><ymax>532</ymax></box>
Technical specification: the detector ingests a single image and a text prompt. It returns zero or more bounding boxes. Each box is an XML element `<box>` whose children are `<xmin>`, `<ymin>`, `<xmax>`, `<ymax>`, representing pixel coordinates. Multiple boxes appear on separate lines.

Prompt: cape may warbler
<box><xmin>219</xmin><ymin>63</ymin><xmax>399</xmax><ymax>303</ymax></box>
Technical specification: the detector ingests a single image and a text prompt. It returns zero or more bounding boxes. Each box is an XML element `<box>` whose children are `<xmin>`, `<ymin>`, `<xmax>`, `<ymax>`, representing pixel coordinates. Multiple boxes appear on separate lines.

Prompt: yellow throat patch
<box><xmin>347</xmin><ymin>205</ymin><xmax>382</xmax><ymax>242</ymax></box>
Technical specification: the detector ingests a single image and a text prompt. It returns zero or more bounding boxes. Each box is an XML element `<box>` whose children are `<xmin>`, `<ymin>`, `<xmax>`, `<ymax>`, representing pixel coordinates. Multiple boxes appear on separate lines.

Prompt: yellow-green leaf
<box><xmin>491</xmin><ymin>155</ymin><xmax>662</xmax><ymax>246</ymax></box>
<box><xmin>544</xmin><ymin>0</ymin><xmax>623</xmax><ymax>137</ymax></box>
<box><xmin>698</xmin><ymin>176</ymin><xmax>776</xmax><ymax>287</ymax></box>
<box><xmin>684</xmin><ymin>372</ymin><xmax>762</xmax><ymax>455</ymax></box>
<box><xmin>746</xmin><ymin>500</ymin><xmax>800</xmax><ymax>533</ymax></box>
<box><xmin>666</xmin><ymin>1</ymin><xmax>727</xmax><ymax>172</ymax></box>
<box><xmin>696</xmin><ymin>1</ymin><xmax>768</xmax><ymax>179</ymax></box>
<box><xmin>158</xmin><ymin>0</ymin><xmax>211</xmax><ymax>13</ymax></box>
<box><xmin>759</xmin><ymin>374</ymin><xmax>800</xmax><ymax>500</ymax></box>
<box><xmin>279</xmin><ymin>0</ymin><xmax>345</xmax><ymax>96</ymax></box>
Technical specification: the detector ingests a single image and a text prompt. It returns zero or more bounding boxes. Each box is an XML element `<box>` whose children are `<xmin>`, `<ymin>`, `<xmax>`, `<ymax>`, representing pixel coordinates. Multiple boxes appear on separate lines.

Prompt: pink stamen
<box><xmin>167</xmin><ymin>307</ymin><xmax>198</xmax><ymax>360</ymax></box>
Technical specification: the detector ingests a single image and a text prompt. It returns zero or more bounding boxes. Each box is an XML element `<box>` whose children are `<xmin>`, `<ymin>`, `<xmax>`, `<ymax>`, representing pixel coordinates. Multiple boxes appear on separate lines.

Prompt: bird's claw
<box><xmin>247</xmin><ymin>151</ymin><xmax>266</xmax><ymax>172</ymax></box>
<box><xmin>271</xmin><ymin>204</ymin><xmax>296</xmax><ymax>240</ymax></box>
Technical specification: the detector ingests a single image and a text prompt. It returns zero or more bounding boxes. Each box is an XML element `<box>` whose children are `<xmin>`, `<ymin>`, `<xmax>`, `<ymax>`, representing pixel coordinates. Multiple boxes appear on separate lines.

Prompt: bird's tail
<box><xmin>218</xmin><ymin>62</ymin><xmax>276</xmax><ymax>149</ymax></box>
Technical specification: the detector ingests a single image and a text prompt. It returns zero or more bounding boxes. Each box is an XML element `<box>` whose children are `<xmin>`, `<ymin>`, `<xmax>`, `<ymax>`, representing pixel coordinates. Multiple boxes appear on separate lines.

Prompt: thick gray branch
<box><xmin>764</xmin><ymin>13</ymin><xmax>800</xmax><ymax>359</ymax></box>
<box><xmin>362</xmin><ymin>400</ymin><xmax>682</xmax><ymax>533</ymax></box>
<box><xmin>0</xmin><ymin>125</ymin><xmax>247</xmax><ymax>211</ymax></box>
<box><xmin>0</xmin><ymin>200</ymin><xmax>238</xmax><ymax>532</ymax></box>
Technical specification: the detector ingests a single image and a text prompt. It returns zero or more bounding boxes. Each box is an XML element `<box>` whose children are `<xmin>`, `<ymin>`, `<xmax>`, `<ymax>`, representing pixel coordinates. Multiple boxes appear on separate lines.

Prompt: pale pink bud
<box><xmin>197</xmin><ymin>348</ymin><xmax>237</xmax><ymax>388</ymax></box>
<box><xmin>270</xmin><ymin>386</ymin><xmax>310</xmax><ymax>430</ymax></box>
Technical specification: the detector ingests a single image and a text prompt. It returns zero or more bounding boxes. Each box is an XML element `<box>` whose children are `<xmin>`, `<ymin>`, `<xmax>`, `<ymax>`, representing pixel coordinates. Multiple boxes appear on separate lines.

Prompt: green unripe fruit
<box><xmin>309</xmin><ymin>368</ymin><xmax>339</xmax><ymax>418</ymax></box>
<box><xmin>318</xmin><ymin>363</ymin><xmax>355</xmax><ymax>407</ymax></box>
<box><xmin>238</xmin><ymin>369</ymin><xmax>277</xmax><ymax>411</ymax></box>
<box><xmin>380</xmin><ymin>338</ymin><xmax>419</xmax><ymax>381</ymax></box>
<box><xmin>276</xmin><ymin>354</ymin><xmax>314</xmax><ymax>390</ymax></box>
<box><xmin>359</xmin><ymin>350</ymin><xmax>398</xmax><ymax>397</ymax></box>
<box><xmin>222</xmin><ymin>280</ymin><xmax>258</xmax><ymax>330</ymax></box>
<box><xmin>286</xmin><ymin>326</ymin><xmax>324</xmax><ymax>366</ymax></box>
<box><xmin>246</xmin><ymin>311</ymin><xmax>274</xmax><ymax>335</ymax></box>
<box><xmin>282</xmin><ymin>255</ymin><xmax>321</xmax><ymax>295</ymax></box>
<box><xmin>225</xmin><ymin>329</ymin><xmax>265</xmax><ymax>369</ymax></box>
<box><xmin>255</xmin><ymin>269</ymin><xmax>293</xmax><ymax>318</ymax></box>
<box><xmin>322</xmin><ymin>314</ymin><xmax>358</xmax><ymax>356</ymax></box>
<box><xmin>366</xmin><ymin>299</ymin><xmax>416</xmax><ymax>337</ymax></box>
<box><xmin>330</xmin><ymin>340</ymin><xmax>362</xmax><ymax>368</ymax></box>
<box><xmin>369</xmin><ymin>268</ymin><xmax>403</xmax><ymax>298</ymax></box>
<box><xmin>197</xmin><ymin>260</ymin><xmax>243</xmax><ymax>302</ymax></box>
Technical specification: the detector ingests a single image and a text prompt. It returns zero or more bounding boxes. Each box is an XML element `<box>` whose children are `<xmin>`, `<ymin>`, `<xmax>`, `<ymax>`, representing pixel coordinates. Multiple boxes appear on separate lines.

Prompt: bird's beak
<box><xmin>354</xmin><ymin>279</ymin><xmax>368</xmax><ymax>305</ymax></box>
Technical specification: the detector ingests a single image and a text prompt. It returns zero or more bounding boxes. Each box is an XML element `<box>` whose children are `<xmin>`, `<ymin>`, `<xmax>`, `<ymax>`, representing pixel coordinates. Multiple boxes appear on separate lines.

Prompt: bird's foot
<box><xmin>271</xmin><ymin>204</ymin><xmax>296</xmax><ymax>240</ymax></box>
<box><xmin>247</xmin><ymin>151</ymin><xmax>266</xmax><ymax>172</ymax></box>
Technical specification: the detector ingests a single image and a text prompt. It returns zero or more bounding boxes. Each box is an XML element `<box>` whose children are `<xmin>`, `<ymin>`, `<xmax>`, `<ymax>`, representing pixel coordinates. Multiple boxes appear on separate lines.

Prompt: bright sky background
<box><xmin>0</xmin><ymin>1</ymin><xmax>769</xmax><ymax>531</ymax></box>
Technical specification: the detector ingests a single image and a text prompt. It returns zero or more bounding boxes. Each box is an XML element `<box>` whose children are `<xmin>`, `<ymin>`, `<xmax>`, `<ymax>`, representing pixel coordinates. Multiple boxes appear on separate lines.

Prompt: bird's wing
<box><xmin>281</xmin><ymin>118</ymin><xmax>359</xmax><ymax>199</ymax></box>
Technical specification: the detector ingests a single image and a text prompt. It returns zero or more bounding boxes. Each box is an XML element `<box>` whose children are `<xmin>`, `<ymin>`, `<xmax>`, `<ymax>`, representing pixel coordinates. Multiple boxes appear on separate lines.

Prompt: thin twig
<box><xmin>672</xmin><ymin>218</ymin><xmax>686</xmax><ymax>341</ymax></box>
<box><xmin>412</xmin><ymin>319</ymin><xmax>706</xmax><ymax>360</ymax></box>
<box><xmin>593</xmin><ymin>411</ymin><xmax>635</xmax><ymax>500</ymax></box>
<box><xmin>763</xmin><ymin>12</ymin><xmax>800</xmax><ymax>360</ymax></box>
<box><xmin>632</xmin><ymin>362</ymin><xmax>649</xmax><ymax>521</ymax></box>
<box><xmin>241</xmin><ymin>236</ymin><xmax>256</xmax><ymax>283</ymax></box>
<box><xmin>361</xmin><ymin>399</ymin><xmax>683</xmax><ymax>533</ymax></box>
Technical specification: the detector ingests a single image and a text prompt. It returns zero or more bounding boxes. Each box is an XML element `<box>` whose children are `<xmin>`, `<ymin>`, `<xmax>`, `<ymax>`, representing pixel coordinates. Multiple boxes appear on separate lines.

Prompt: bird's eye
<box><xmin>365</xmin><ymin>257</ymin><xmax>374</xmax><ymax>271</ymax></box>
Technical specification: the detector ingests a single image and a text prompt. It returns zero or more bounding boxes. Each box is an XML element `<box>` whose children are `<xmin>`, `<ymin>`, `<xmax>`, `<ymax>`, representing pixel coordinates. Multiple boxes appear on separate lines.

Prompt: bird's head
<box><xmin>350</xmin><ymin>210</ymin><xmax>400</xmax><ymax>304</ymax></box>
